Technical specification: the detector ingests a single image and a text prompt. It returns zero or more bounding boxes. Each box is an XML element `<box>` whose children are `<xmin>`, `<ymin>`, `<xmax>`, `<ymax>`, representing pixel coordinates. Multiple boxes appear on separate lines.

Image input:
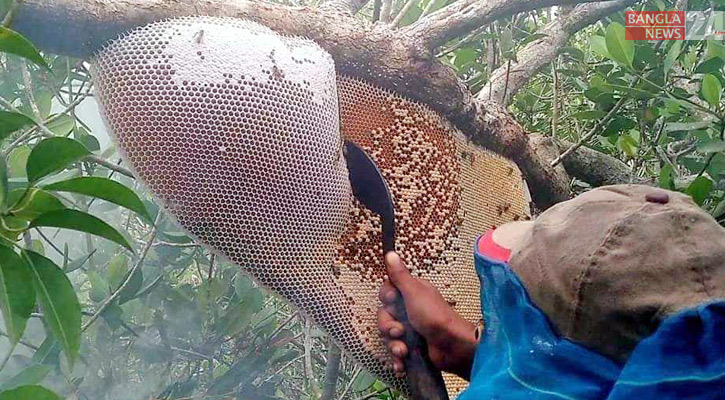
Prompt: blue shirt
<box><xmin>458</xmin><ymin>233</ymin><xmax>725</xmax><ymax>400</ymax></box>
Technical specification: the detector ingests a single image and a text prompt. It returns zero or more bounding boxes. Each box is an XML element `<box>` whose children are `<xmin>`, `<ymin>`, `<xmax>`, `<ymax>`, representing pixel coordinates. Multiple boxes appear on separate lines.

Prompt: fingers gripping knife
<box><xmin>345</xmin><ymin>141</ymin><xmax>450</xmax><ymax>400</ymax></box>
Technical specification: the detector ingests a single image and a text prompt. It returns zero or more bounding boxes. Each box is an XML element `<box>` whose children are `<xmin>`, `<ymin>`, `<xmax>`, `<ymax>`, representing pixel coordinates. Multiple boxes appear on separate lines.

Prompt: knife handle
<box><xmin>393</xmin><ymin>291</ymin><xmax>450</xmax><ymax>400</ymax></box>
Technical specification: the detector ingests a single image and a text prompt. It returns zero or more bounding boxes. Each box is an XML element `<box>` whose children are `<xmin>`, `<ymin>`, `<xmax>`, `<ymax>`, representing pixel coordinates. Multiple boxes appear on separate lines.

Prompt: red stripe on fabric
<box><xmin>477</xmin><ymin>230</ymin><xmax>511</xmax><ymax>263</ymax></box>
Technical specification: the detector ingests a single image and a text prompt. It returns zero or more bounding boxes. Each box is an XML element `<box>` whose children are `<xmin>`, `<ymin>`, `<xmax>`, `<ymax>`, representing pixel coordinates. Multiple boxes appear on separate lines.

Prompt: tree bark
<box><xmin>321</xmin><ymin>341</ymin><xmax>342</xmax><ymax>400</ymax></box>
<box><xmin>11</xmin><ymin>0</ymin><xmax>613</xmax><ymax>208</ymax></box>
<box><xmin>559</xmin><ymin>142</ymin><xmax>653</xmax><ymax>186</ymax></box>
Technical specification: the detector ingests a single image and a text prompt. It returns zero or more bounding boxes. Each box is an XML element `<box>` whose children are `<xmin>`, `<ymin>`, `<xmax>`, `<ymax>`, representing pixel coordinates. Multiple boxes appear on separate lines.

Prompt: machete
<box><xmin>344</xmin><ymin>140</ymin><xmax>450</xmax><ymax>400</ymax></box>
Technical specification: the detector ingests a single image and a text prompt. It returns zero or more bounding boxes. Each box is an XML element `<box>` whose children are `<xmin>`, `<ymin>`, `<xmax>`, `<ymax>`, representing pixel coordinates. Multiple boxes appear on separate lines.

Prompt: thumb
<box><xmin>385</xmin><ymin>252</ymin><xmax>416</xmax><ymax>296</ymax></box>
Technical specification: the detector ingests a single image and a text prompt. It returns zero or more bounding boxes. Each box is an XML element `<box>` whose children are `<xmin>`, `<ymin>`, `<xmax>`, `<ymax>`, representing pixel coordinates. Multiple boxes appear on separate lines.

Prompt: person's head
<box><xmin>493</xmin><ymin>184</ymin><xmax>725</xmax><ymax>362</ymax></box>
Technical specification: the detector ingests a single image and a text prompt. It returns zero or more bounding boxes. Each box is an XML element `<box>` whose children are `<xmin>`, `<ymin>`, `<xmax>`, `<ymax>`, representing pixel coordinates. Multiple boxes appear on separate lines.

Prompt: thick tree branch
<box><xmin>321</xmin><ymin>0</ymin><xmax>372</xmax><ymax>15</ymax></box>
<box><xmin>481</xmin><ymin>0</ymin><xmax>635</xmax><ymax>105</ymax></box>
<box><xmin>13</xmin><ymin>0</ymin><xmax>571</xmax><ymax>207</ymax></box>
<box><xmin>321</xmin><ymin>341</ymin><xmax>342</xmax><ymax>400</ymax></box>
<box><xmin>379</xmin><ymin>0</ymin><xmax>393</xmax><ymax>22</ymax></box>
<box><xmin>405</xmin><ymin>0</ymin><xmax>611</xmax><ymax>50</ymax></box>
<box><xmin>558</xmin><ymin>142</ymin><xmax>655</xmax><ymax>186</ymax></box>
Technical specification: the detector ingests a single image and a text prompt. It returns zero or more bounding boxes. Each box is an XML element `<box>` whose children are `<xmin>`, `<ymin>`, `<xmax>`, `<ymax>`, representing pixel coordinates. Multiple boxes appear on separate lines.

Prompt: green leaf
<box><xmin>0</xmin><ymin>111</ymin><xmax>35</xmax><ymax>140</ymax></box>
<box><xmin>590</xmin><ymin>35</ymin><xmax>609</xmax><ymax>59</ymax></box>
<box><xmin>8</xmin><ymin>188</ymin><xmax>65</xmax><ymax>220</ymax></box>
<box><xmin>87</xmin><ymin>271</ymin><xmax>109</xmax><ymax>303</ymax></box>
<box><xmin>605</xmin><ymin>23</ymin><xmax>634</xmax><ymax>68</ymax></box>
<box><xmin>23</xmin><ymin>250</ymin><xmax>81</xmax><ymax>367</ymax></box>
<box><xmin>451</xmin><ymin>48</ymin><xmax>477</xmax><ymax>68</ymax></box>
<box><xmin>562</xmin><ymin>46</ymin><xmax>585</xmax><ymax>62</ymax></box>
<box><xmin>0</xmin><ymin>155</ymin><xmax>8</xmax><ymax>210</ymax></box>
<box><xmin>618</xmin><ymin>134</ymin><xmax>638</xmax><ymax>157</ymax></box>
<box><xmin>33</xmin><ymin>92</ymin><xmax>52</xmax><ymax>120</ymax></box>
<box><xmin>30</xmin><ymin>337</ymin><xmax>61</xmax><ymax>366</ymax></box>
<box><xmin>659</xmin><ymin>164</ymin><xmax>675</xmax><ymax>190</ymax></box>
<box><xmin>0</xmin><ymin>215</ymin><xmax>28</xmax><ymax>242</ymax></box>
<box><xmin>0</xmin><ymin>245</ymin><xmax>34</xmax><ymax>344</ymax></box>
<box><xmin>64</xmin><ymin>250</ymin><xmax>95</xmax><ymax>273</ymax></box>
<box><xmin>0</xmin><ymin>386</ymin><xmax>61</xmax><ymax>400</ymax></box>
<box><xmin>0</xmin><ymin>27</ymin><xmax>51</xmax><ymax>70</ymax></box>
<box><xmin>686</xmin><ymin>176</ymin><xmax>713</xmax><ymax>205</ymax></box>
<box><xmin>107</xmin><ymin>254</ymin><xmax>128</xmax><ymax>290</ymax></box>
<box><xmin>664</xmin><ymin>41</ymin><xmax>681</xmax><ymax>77</ymax></box>
<box><xmin>500</xmin><ymin>28</ymin><xmax>514</xmax><ymax>58</ymax></box>
<box><xmin>706</xmin><ymin>39</ymin><xmax>725</xmax><ymax>62</ymax></box>
<box><xmin>694</xmin><ymin>57</ymin><xmax>724</xmax><ymax>75</ymax></box>
<box><xmin>352</xmin><ymin>370</ymin><xmax>376</xmax><ymax>392</ymax></box>
<box><xmin>570</xmin><ymin>110</ymin><xmax>608</xmax><ymax>120</ymax></box>
<box><xmin>701</xmin><ymin>74</ymin><xmax>722</xmax><ymax>107</ymax></box>
<box><xmin>234</xmin><ymin>274</ymin><xmax>254</xmax><ymax>299</ymax></box>
<box><xmin>397</xmin><ymin>2</ymin><xmax>423</xmax><ymax>27</ymax></box>
<box><xmin>664</xmin><ymin>121</ymin><xmax>714</xmax><ymax>133</ymax></box>
<box><xmin>75</xmin><ymin>127</ymin><xmax>100</xmax><ymax>152</ymax></box>
<box><xmin>29</xmin><ymin>239</ymin><xmax>44</xmax><ymax>256</ymax></box>
<box><xmin>26</xmin><ymin>137</ymin><xmax>90</xmax><ymax>182</ymax></box>
<box><xmin>0</xmin><ymin>365</ymin><xmax>51</xmax><ymax>391</ymax></box>
<box><xmin>118</xmin><ymin>267</ymin><xmax>143</xmax><ymax>305</ymax></box>
<box><xmin>713</xmin><ymin>199</ymin><xmax>725</xmax><ymax>219</ymax></box>
<box><xmin>133</xmin><ymin>273</ymin><xmax>163</xmax><ymax>300</ymax></box>
<box><xmin>7</xmin><ymin>146</ymin><xmax>30</xmax><ymax>178</ymax></box>
<box><xmin>29</xmin><ymin>209</ymin><xmax>133</xmax><ymax>251</ymax></box>
<box><xmin>220</xmin><ymin>286</ymin><xmax>264</xmax><ymax>336</ymax></box>
<box><xmin>607</xmin><ymin>83</ymin><xmax>653</xmax><ymax>99</ymax></box>
<box><xmin>197</xmin><ymin>277</ymin><xmax>226</xmax><ymax>315</ymax></box>
<box><xmin>101</xmin><ymin>300</ymin><xmax>123</xmax><ymax>331</ymax></box>
<box><xmin>43</xmin><ymin>177</ymin><xmax>152</xmax><ymax>222</ymax></box>
<box><xmin>698</xmin><ymin>140</ymin><xmax>725</xmax><ymax>154</ymax></box>
<box><xmin>46</xmin><ymin>115</ymin><xmax>75</xmax><ymax>137</ymax></box>
<box><xmin>707</xmin><ymin>153</ymin><xmax>725</xmax><ymax>180</ymax></box>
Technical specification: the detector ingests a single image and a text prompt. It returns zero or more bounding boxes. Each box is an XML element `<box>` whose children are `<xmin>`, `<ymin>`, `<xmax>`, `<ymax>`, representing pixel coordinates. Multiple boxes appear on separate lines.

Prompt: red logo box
<box><xmin>625</xmin><ymin>11</ymin><xmax>685</xmax><ymax>40</ymax></box>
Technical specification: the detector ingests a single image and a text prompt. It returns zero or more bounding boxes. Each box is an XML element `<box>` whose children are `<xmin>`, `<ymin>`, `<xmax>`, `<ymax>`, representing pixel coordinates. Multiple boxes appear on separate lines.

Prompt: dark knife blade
<box><xmin>343</xmin><ymin>140</ymin><xmax>450</xmax><ymax>400</ymax></box>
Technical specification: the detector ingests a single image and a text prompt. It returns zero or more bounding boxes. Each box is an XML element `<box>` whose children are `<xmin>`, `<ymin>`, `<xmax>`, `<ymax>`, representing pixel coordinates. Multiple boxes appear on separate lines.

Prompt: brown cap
<box><xmin>506</xmin><ymin>184</ymin><xmax>725</xmax><ymax>362</ymax></box>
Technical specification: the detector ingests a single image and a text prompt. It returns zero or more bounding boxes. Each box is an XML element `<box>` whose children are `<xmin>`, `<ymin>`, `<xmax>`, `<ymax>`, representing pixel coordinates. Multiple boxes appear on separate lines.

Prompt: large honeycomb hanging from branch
<box><xmin>91</xmin><ymin>16</ymin><xmax>530</xmax><ymax>396</ymax></box>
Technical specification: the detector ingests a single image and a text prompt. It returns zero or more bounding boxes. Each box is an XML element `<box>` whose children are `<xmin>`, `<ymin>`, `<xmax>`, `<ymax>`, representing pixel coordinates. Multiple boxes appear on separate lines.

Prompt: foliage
<box><xmin>0</xmin><ymin>0</ymin><xmax>724</xmax><ymax>399</ymax></box>
<box><xmin>479</xmin><ymin>2</ymin><xmax>724</xmax><ymax>219</ymax></box>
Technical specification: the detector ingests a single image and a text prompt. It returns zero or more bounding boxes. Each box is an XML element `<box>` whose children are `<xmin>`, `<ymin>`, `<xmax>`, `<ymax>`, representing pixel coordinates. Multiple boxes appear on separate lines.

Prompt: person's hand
<box><xmin>377</xmin><ymin>252</ymin><xmax>478</xmax><ymax>380</ymax></box>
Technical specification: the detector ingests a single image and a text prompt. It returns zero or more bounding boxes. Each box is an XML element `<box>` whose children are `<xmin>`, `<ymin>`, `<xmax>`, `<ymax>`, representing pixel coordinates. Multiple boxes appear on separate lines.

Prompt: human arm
<box><xmin>377</xmin><ymin>252</ymin><xmax>478</xmax><ymax>380</ymax></box>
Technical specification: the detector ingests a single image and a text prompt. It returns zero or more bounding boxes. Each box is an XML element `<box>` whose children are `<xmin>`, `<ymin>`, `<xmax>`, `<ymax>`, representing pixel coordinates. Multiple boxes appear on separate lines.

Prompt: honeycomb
<box><xmin>336</xmin><ymin>76</ymin><xmax>530</xmax><ymax>394</ymax></box>
<box><xmin>91</xmin><ymin>17</ymin><xmax>530</xmax><ymax>397</ymax></box>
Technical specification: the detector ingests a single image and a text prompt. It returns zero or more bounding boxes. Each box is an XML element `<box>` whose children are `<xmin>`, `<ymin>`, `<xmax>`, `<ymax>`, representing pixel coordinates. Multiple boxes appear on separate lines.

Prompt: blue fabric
<box><xmin>607</xmin><ymin>302</ymin><xmax>725</xmax><ymax>399</ymax></box>
<box><xmin>457</xmin><ymin>247</ymin><xmax>725</xmax><ymax>400</ymax></box>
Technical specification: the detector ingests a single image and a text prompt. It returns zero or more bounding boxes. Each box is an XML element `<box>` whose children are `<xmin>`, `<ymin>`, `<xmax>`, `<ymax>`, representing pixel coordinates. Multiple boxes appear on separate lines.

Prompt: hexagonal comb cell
<box><xmin>92</xmin><ymin>16</ymin><xmax>530</xmax><ymax>396</ymax></box>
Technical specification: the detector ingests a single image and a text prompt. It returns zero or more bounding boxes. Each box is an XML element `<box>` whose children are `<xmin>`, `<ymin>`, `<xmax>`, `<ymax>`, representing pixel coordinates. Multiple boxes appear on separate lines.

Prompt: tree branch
<box><xmin>481</xmin><ymin>0</ymin><xmax>635</xmax><ymax>105</ymax></box>
<box><xmin>379</xmin><ymin>0</ymin><xmax>392</xmax><ymax>22</ymax></box>
<box><xmin>321</xmin><ymin>340</ymin><xmax>342</xmax><ymax>400</ymax></box>
<box><xmin>558</xmin><ymin>141</ymin><xmax>654</xmax><ymax>186</ymax></box>
<box><xmin>13</xmin><ymin>0</ymin><xmax>571</xmax><ymax>207</ymax></box>
<box><xmin>321</xmin><ymin>0</ymin><xmax>373</xmax><ymax>15</ymax></box>
<box><xmin>405</xmin><ymin>0</ymin><xmax>612</xmax><ymax>50</ymax></box>
<box><xmin>303</xmin><ymin>319</ymin><xmax>322</xmax><ymax>399</ymax></box>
